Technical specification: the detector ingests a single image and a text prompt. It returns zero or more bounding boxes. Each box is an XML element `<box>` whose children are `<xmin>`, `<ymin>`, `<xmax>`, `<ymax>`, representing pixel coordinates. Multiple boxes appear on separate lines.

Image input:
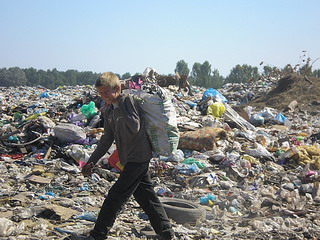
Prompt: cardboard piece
<box><xmin>27</xmin><ymin>175</ymin><xmax>51</xmax><ymax>184</ymax></box>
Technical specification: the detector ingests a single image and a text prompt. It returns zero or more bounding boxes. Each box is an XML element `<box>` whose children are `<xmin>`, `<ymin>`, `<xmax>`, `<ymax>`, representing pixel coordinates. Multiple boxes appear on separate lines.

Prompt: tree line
<box><xmin>0</xmin><ymin>59</ymin><xmax>319</xmax><ymax>89</ymax></box>
<box><xmin>0</xmin><ymin>67</ymin><xmax>99</xmax><ymax>89</ymax></box>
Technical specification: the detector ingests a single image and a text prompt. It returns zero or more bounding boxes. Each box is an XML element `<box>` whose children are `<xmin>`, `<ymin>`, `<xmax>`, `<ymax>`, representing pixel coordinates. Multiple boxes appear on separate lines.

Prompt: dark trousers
<box><xmin>90</xmin><ymin>161</ymin><xmax>173</xmax><ymax>240</ymax></box>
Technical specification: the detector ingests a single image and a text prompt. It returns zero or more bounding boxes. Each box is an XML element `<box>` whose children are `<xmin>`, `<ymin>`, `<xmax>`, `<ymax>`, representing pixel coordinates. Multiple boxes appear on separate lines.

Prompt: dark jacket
<box><xmin>87</xmin><ymin>94</ymin><xmax>152</xmax><ymax>166</ymax></box>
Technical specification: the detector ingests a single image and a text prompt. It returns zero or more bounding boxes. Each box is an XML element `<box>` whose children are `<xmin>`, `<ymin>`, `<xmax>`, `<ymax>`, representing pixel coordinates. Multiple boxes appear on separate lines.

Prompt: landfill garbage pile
<box><xmin>246</xmin><ymin>74</ymin><xmax>320</xmax><ymax>114</ymax></box>
<box><xmin>0</xmin><ymin>74</ymin><xmax>320</xmax><ymax>240</ymax></box>
<box><xmin>218</xmin><ymin>78</ymin><xmax>275</xmax><ymax>106</ymax></box>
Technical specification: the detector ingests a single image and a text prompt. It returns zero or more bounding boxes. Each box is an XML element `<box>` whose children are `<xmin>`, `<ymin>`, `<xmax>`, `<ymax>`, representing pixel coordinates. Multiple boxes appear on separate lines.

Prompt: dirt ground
<box><xmin>249</xmin><ymin>74</ymin><xmax>320</xmax><ymax>114</ymax></box>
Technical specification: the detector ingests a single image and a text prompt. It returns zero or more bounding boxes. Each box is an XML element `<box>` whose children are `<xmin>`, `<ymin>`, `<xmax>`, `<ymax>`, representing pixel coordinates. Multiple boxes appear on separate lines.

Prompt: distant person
<box><xmin>65</xmin><ymin>72</ymin><xmax>174</xmax><ymax>240</ymax></box>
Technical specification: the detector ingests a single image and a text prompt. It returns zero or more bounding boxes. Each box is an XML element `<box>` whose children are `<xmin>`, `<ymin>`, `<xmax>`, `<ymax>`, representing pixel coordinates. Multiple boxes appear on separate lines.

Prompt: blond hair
<box><xmin>95</xmin><ymin>72</ymin><xmax>121</xmax><ymax>89</ymax></box>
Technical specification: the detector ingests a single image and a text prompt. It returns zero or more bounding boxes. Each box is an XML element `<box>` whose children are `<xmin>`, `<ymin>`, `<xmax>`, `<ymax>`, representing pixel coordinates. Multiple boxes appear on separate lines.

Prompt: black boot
<box><xmin>158</xmin><ymin>229</ymin><xmax>175</xmax><ymax>240</ymax></box>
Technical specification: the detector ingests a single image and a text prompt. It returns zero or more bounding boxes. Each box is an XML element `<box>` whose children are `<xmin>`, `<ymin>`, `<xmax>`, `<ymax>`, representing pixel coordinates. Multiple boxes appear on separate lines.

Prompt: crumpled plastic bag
<box><xmin>80</xmin><ymin>101</ymin><xmax>97</xmax><ymax>119</ymax></box>
<box><xmin>202</xmin><ymin>88</ymin><xmax>228</xmax><ymax>102</ymax></box>
<box><xmin>207</xmin><ymin>102</ymin><xmax>226</xmax><ymax>118</ymax></box>
<box><xmin>0</xmin><ymin>218</ymin><xmax>25</xmax><ymax>237</ymax></box>
<box><xmin>245</xmin><ymin>142</ymin><xmax>275</xmax><ymax>161</ymax></box>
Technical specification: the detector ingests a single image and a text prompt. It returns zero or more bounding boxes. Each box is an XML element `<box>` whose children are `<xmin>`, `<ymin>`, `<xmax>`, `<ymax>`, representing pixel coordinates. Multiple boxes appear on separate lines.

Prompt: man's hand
<box><xmin>81</xmin><ymin>162</ymin><xmax>94</xmax><ymax>176</ymax></box>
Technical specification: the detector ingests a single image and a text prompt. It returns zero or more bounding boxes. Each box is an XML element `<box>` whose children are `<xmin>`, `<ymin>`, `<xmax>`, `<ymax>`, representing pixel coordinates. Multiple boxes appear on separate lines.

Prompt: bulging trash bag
<box><xmin>81</xmin><ymin>101</ymin><xmax>97</xmax><ymax>119</ymax></box>
<box><xmin>53</xmin><ymin>123</ymin><xmax>87</xmax><ymax>143</ymax></box>
<box><xmin>123</xmin><ymin>86</ymin><xmax>179</xmax><ymax>157</ymax></box>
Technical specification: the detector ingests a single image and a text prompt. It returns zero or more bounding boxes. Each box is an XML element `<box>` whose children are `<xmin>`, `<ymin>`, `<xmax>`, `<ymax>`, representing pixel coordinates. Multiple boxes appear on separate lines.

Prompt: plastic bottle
<box><xmin>284</xmin><ymin>119</ymin><xmax>292</xmax><ymax>129</ymax></box>
<box><xmin>88</xmin><ymin>113</ymin><xmax>101</xmax><ymax>128</ymax></box>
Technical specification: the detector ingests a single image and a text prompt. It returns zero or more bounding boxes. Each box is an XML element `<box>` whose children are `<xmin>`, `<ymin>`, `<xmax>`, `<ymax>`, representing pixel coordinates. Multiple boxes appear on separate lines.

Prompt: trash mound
<box><xmin>1</xmin><ymin>82</ymin><xmax>320</xmax><ymax>239</ymax></box>
<box><xmin>249</xmin><ymin>74</ymin><xmax>320</xmax><ymax>113</ymax></box>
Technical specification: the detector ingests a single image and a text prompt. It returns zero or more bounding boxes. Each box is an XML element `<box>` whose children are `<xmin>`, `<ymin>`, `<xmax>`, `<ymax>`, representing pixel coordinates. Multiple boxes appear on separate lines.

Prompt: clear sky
<box><xmin>1</xmin><ymin>0</ymin><xmax>320</xmax><ymax>77</ymax></box>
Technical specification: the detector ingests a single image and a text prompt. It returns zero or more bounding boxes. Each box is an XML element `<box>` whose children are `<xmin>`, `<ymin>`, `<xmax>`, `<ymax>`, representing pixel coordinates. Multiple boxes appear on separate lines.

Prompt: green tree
<box><xmin>49</xmin><ymin>68</ymin><xmax>65</xmax><ymax>88</ymax></box>
<box><xmin>200</xmin><ymin>61</ymin><xmax>212</xmax><ymax>87</ymax></box>
<box><xmin>190</xmin><ymin>62</ymin><xmax>201</xmax><ymax>86</ymax></box>
<box><xmin>24</xmin><ymin>67</ymin><xmax>40</xmax><ymax>86</ymax></box>
<box><xmin>189</xmin><ymin>61</ymin><xmax>224</xmax><ymax>88</ymax></box>
<box><xmin>65</xmin><ymin>69</ymin><xmax>78</xmax><ymax>86</ymax></box>
<box><xmin>0</xmin><ymin>67</ymin><xmax>27</xmax><ymax>87</ymax></box>
<box><xmin>36</xmin><ymin>69</ymin><xmax>47</xmax><ymax>87</ymax></box>
<box><xmin>121</xmin><ymin>72</ymin><xmax>131</xmax><ymax>80</ymax></box>
<box><xmin>211</xmin><ymin>69</ymin><xmax>224</xmax><ymax>89</ymax></box>
<box><xmin>76</xmin><ymin>71</ymin><xmax>98</xmax><ymax>86</ymax></box>
<box><xmin>312</xmin><ymin>69</ymin><xmax>320</xmax><ymax>78</ymax></box>
<box><xmin>190</xmin><ymin>61</ymin><xmax>211</xmax><ymax>87</ymax></box>
<box><xmin>175</xmin><ymin>60</ymin><xmax>190</xmax><ymax>76</ymax></box>
<box><xmin>225</xmin><ymin>64</ymin><xmax>259</xmax><ymax>83</ymax></box>
<box><xmin>40</xmin><ymin>69</ymin><xmax>54</xmax><ymax>89</ymax></box>
<box><xmin>1</xmin><ymin>67</ymin><xmax>102</xmax><ymax>89</ymax></box>
<box><xmin>0</xmin><ymin>68</ymin><xmax>10</xmax><ymax>87</ymax></box>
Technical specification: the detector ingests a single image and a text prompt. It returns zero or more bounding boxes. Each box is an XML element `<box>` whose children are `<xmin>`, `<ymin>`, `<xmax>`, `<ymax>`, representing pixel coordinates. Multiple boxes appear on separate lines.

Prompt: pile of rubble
<box><xmin>0</xmin><ymin>74</ymin><xmax>320</xmax><ymax>239</ymax></box>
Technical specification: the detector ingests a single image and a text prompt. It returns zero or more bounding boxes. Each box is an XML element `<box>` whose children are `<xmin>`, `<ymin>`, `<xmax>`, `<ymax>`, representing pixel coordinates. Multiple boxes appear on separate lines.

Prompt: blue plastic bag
<box><xmin>275</xmin><ymin>113</ymin><xmax>287</xmax><ymax>124</ymax></box>
<box><xmin>202</xmin><ymin>88</ymin><xmax>228</xmax><ymax>102</ymax></box>
<box><xmin>39</xmin><ymin>92</ymin><xmax>49</xmax><ymax>98</ymax></box>
<box><xmin>184</xmin><ymin>100</ymin><xmax>197</xmax><ymax>108</ymax></box>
